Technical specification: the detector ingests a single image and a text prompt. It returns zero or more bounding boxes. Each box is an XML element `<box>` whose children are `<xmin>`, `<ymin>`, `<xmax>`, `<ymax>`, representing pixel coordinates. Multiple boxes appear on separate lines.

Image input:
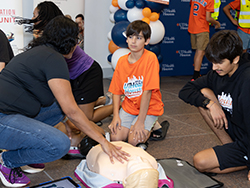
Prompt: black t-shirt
<box><xmin>0</xmin><ymin>29</ymin><xmax>14</xmax><ymax>64</ymax></box>
<box><xmin>0</xmin><ymin>45</ymin><xmax>69</xmax><ymax>117</ymax></box>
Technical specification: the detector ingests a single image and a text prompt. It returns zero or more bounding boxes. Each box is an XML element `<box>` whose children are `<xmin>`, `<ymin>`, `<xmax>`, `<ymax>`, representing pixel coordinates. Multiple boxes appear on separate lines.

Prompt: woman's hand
<box><xmin>101</xmin><ymin>140</ymin><xmax>130</xmax><ymax>164</ymax></box>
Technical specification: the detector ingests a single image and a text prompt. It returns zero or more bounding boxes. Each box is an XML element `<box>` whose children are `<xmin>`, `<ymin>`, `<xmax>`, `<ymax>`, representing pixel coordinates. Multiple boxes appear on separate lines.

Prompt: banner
<box><xmin>0</xmin><ymin>1</ymin><xmax>24</xmax><ymax>55</ymax></box>
<box><xmin>159</xmin><ymin>0</ymin><xmax>237</xmax><ymax>76</ymax></box>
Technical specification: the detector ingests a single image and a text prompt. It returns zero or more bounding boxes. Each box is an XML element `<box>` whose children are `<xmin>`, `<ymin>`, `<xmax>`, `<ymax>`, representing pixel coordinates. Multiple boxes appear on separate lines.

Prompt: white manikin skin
<box><xmin>86</xmin><ymin>141</ymin><xmax>158</xmax><ymax>181</ymax></box>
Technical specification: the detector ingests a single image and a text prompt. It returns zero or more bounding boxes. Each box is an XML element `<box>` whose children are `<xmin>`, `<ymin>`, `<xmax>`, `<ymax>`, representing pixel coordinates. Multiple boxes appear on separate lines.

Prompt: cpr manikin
<box><xmin>86</xmin><ymin>141</ymin><xmax>159</xmax><ymax>188</ymax></box>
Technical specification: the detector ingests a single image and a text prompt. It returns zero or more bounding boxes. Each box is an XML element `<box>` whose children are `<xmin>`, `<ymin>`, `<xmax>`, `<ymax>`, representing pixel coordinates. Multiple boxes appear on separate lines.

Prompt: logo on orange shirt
<box><xmin>123</xmin><ymin>75</ymin><xmax>143</xmax><ymax>99</ymax></box>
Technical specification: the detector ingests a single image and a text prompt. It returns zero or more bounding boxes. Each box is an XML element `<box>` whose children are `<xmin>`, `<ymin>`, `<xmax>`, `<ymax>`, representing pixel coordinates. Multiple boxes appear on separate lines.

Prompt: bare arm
<box><xmin>223</xmin><ymin>4</ymin><xmax>239</xmax><ymax>26</ymax></box>
<box><xmin>206</xmin><ymin>11</ymin><xmax>221</xmax><ymax>29</ymax></box>
<box><xmin>108</xmin><ymin>94</ymin><xmax>122</xmax><ymax>135</ymax></box>
<box><xmin>48</xmin><ymin>78</ymin><xmax>129</xmax><ymax>163</ymax></box>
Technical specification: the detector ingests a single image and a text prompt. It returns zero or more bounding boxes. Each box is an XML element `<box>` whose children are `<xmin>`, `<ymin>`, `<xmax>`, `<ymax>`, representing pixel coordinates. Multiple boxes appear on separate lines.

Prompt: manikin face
<box><xmin>75</xmin><ymin>17</ymin><xmax>84</xmax><ymax>32</ymax></box>
<box><xmin>126</xmin><ymin>31</ymin><xmax>150</xmax><ymax>53</ymax></box>
<box><xmin>212</xmin><ymin>56</ymin><xmax>239</xmax><ymax>77</ymax></box>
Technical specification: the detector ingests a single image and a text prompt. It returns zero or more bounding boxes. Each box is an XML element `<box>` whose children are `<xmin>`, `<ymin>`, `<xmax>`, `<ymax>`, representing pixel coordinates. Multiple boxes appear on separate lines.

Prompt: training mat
<box><xmin>158</xmin><ymin>158</ymin><xmax>224</xmax><ymax>188</ymax></box>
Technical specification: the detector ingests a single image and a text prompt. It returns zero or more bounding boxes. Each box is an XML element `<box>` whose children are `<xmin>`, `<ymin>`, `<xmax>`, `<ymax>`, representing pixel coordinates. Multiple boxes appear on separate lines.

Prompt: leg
<box><xmin>199</xmin><ymin>88</ymin><xmax>233</xmax><ymax>144</ymax></box>
<box><xmin>193</xmin><ymin>49</ymin><xmax>205</xmax><ymax>72</ymax></box>
<box><xmin>110</xmin><ymin>126</ymin><xmax>130</xmax><ymax>142</ymax></box>
<box><xmin>193</xmin><ymin>148</ymin><xmax>246</xmax><ymax>174</ymax></box>
<box><xmin>0</xmin><ymin>114</ymin><xmax>70</xmax><ymax>168</ymax></box>
<box><xmin>79</xmin><ymin>102</ymin><xmax>113</xmax><ymax>123</ymax></box>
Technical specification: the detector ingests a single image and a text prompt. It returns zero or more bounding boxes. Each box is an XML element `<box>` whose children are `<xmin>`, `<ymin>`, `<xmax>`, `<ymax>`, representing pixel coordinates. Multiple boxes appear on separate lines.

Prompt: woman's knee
<box><xmin>48</xmin><ymin>133</ymin><xmax>71</xmax><ymax>159</ymax></box>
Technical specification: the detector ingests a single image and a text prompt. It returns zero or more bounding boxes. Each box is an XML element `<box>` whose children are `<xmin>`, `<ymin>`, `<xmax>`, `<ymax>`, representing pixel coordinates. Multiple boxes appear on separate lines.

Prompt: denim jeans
<box><xmin>0</xmin><ymin>101</ymin><xmax>70</xmax><ymax>168</ymax></box>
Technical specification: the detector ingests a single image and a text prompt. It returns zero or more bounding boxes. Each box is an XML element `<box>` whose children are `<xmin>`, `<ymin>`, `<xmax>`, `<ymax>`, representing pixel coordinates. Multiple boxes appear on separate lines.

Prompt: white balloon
<box><xmin>107</xmin><ymin>31</ymin><xmax>112</xmax><ymax>41</ymax></box>
<box><xmin>109</xmin><ymin>13</ymin><xmax>115</xmax><ymax>23</ymax></box>
<box><xmin>127</xmin><ymin>7</ymin><xmax>144</xmax><ymax>23</ymax></box>
<box><xmin>149</xmin><ymin>20</ymin><xmax>165</xmax><ymax>45</ymax></box>
<box><xmin>109</xmin><ymin>4</ymin><xmax>119</xmax><ymax>13</ymax></box>
<box><xmin>118</xmin><ymin>0</ymin><xmax>129</xmax><ymax>11</ymax></box>
<box><xmin>111</xmin><ymin>48</ymin><xmax>131</xmax><ymax>69</ymax></box>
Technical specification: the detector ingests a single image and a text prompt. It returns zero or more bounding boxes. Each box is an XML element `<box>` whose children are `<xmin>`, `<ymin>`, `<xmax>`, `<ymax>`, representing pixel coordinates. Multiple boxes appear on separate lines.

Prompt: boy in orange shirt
<box><xmin>188</xmin><ymin>0</ymin><xmax>221</xmax><ymax>81</ymax></box>
<box><xmin>108</xmin><ymin>20</ymin><xmax>164</xmax><ymax>148</ymax></box>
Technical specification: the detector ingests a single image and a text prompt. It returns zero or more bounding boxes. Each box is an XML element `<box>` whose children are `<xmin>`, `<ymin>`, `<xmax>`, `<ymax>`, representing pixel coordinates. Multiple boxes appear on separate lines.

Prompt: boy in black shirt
<box><xmin>179</xmin><ymin>30</ymin><xmax>250</xmax><ymax>180</ymax></box>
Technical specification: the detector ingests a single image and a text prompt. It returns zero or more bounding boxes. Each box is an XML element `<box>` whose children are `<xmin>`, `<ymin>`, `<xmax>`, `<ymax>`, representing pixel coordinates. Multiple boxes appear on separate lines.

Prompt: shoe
<box><xmin>136</xmin><ymin>142</ymin><xmax>148</xmax><ymax>150</ymax></box>
<box><xmin>21</xmin><ymin>163</ymin><xmax>45</xmax><ymax>174</ymax></box>
<box><xmin>95</xmin><ymin>121</ymin><xmax>103</xmax><ymax>126</ymax></box>
<box><xmin>0</xmin><ymin>164</ymin><xmax>30</xmax><ymax>187</ymax></box>
<box><xmin>149</xmin><ymin>120</ymin><xmax>170</xmax><ymax>141</ymax></box>
<box><xmin>62</xmin><ymin>146</ymin><xmax>85</xmax><ymax>160</ymax></box>
<box><xmin>105</xmin><ymin>92</ymin><xmax>113</xmax><ymax>106</ymax></box>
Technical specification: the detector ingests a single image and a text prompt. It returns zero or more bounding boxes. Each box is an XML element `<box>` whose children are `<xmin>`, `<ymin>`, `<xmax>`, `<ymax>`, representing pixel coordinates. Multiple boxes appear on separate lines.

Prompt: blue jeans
<box><xmin>237</xmin><ymin>29</ymin><xmax>250</xmax><ymax>50</ymax></box>
<box><xmin>0</xmin><ymin>102</ymin><xmax>70</xmax><ymax>168</ymax></box>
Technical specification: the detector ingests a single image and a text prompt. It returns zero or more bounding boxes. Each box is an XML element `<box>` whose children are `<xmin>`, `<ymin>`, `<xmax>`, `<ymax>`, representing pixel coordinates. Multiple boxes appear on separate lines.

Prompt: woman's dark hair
<box><xmin>205</xmin><ymin>30</ymin><xmax>243</xmax><ymax>64</ymax></box>
<box><xmin>28</xmin><ymin>16</ymin><xmax>78</xmax><ymax>55</ymax></box>
<box><xmin>33</xmin><ymin>1</ymin><xmax>63</xmax><ymax>31</ymax></box>
<box><xmin>126</xmin><ymin>20</ymin><xmax>151</xmax><ymax>41</ymax></box>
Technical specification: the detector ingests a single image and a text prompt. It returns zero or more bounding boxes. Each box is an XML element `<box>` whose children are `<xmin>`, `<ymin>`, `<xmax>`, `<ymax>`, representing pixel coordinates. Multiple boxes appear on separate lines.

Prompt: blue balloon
<box><xmin>114</xmin><ymin>9</ymin><xmax>128</xmax><ymax>22</ymax></box>
<box><xmin>145</xmin><ymin>44</ymin><xmax>161</xmax><ymax>56</ymax></box>
<box><xmin>126</xmin><ymin>0</ymin><xmax>135</xmax><ymax>8</ymax></box>
<box><xmin>111</xmin><ymin>21</ymin><xmax>130</xmax><ymax>48</ymax></box>
<box><xmin>135</xmin><ymin>0</ymin><xmax>145</xmax><ymax>9</ymax></box>
<box><xmin>145</xmin><ymin>0</ymin><xmax>164</xmax><ymax>13</ymax></box>
<box><xmin>107</xmin><ymin>54</ymin><xmax>112</xmax><ymax>62</ymax></box>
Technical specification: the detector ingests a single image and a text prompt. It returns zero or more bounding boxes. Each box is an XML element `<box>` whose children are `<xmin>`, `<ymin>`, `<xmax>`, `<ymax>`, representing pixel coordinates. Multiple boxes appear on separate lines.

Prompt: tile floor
<box><xmin>6</xmin><ymin>76</ymin><xmax>250</xmax><ymax>188</ymax></box>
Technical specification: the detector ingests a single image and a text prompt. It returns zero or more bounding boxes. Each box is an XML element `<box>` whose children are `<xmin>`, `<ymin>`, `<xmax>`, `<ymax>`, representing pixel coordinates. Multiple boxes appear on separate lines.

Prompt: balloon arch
<box><xmin>107</xmin><ymin>0</ymin><xmax>166</xmax><ymax>70</ymax></box>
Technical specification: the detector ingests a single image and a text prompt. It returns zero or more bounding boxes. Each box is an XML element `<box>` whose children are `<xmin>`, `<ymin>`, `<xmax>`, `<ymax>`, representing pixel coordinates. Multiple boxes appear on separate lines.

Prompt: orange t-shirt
<box><xmin>109</xmin><ymin>49</ymin><xmax>164</xmax><ymax>116</ymax></box>
<box><xmin>229</xmin><ymin>0</ymin><xmax>250</xmax><ymax>34</ymax></box>
<box><xmin>188</xmin><ymin>0</ymin><xmax>214</xmax><ymax>34</ymax></box>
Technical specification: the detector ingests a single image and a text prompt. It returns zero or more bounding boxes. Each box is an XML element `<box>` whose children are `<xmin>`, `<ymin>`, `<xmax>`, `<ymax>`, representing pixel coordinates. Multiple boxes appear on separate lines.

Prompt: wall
<box><xmin>84</xmin><ymin>1</ymin><xmax>114</xmax><ymax>78</ymax></box>
<box><xmin>159</xmin><ymin>0</ymin><xmax>237</xmax><ymax>76</ymax></box>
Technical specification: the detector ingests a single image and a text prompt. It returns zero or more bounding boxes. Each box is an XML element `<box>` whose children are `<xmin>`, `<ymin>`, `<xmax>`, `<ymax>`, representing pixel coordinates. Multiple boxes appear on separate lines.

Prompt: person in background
<box><xmin>179</xmin><ymin>30</ymin><xmax>250</xmax><ymax>180</ymax></box>
<box><xmin>0</xmin><ymin>16</ymin><xmax>129</xmax><ymax>188</ymax></box>
<box><xmin>75</xmin><ymin>13</ymin><xmax>84</xmax><ymax>50</ymax></box>
<box><xmin>223</xmin><ymin>0</ymin><xmax>250</xmax><ymax>53</ymax></box>
<box><xmin>31</xmin><ymin>1</ymin><xmax>63</xmax><ymax>38</ymax></box>
<box><xmin>188</xmin><ymin>0</ymin><xmax>221</xmax><ymax>81</ymax></box>
<box><xmin>65</xmin><ymin>14</ymin><xmax>72</xmax><ymax>19</ymax></box>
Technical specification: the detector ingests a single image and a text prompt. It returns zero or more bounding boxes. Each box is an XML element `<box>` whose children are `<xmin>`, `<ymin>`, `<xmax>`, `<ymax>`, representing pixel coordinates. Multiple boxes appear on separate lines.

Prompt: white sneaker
<box><xmin>105</xmin><ymin>92</ymin><xmax>113</xmax><ymax>106</ymax></box>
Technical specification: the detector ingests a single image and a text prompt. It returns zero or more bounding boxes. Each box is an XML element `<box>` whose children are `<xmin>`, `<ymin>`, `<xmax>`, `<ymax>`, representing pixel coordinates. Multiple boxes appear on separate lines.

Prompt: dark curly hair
<box><xmin>205</xmin><ymin>30</ymin><xmax>243</xmax><ymax>64</ymax></box>
<box><xmin>28</xmin><ymin>16</ymin><xmax>78</xmax><ymax>55</ymax></box>
<box><xmin>33</xmin><ymin>1</ymin><xmax>63</xmax><ymax>31</ymax></box>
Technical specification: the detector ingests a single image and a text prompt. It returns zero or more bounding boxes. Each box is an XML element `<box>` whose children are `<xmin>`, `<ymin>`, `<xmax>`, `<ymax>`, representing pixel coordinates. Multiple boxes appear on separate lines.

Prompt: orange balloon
<box><xmin>142</xmin><ymin>17</ymin><xmax>150</xmax><ymax>25</ymax></box>
<box><xmin>112</xmin><ymin>0</ymin><xmax>118</xmax><ymax>7</ymax></box>
<box><xmin>142</xmin><ymin>7</ymin><xmax>151</xmax><ymax>18</ymax></box>
<box><xmin>108</xmin><ymin>40</ymin><xmax>120</xmax><ymax>54</ymax></box>
<box><xmin>149</xmin><ymin>12</ymin><xmax>159</xmax><ymax>22</ymax></box>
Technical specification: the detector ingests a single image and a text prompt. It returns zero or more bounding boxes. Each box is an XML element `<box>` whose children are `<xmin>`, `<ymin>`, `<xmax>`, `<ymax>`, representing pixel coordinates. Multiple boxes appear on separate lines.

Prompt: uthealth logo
<box><xmin>176</xmin><ymin>50</ymin><xmax>192</xmax><ymax>57</ymax></box>
<box><xmin>177</xmin><ymin>23</ymin><xmax>188</xmax><ymax>30</ymax></box>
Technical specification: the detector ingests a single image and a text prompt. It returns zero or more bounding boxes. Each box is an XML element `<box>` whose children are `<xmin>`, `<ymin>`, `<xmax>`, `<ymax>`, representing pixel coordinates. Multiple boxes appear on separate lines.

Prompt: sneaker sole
<box><xmin>0</xmin><ymin>171</ymin><xmax>30</xmax><ymax>187</ymax></box>
<box><xmin>21</xmin><ymin>165</ymin><xmax>44</xmax><ymax>174</ymax></box>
